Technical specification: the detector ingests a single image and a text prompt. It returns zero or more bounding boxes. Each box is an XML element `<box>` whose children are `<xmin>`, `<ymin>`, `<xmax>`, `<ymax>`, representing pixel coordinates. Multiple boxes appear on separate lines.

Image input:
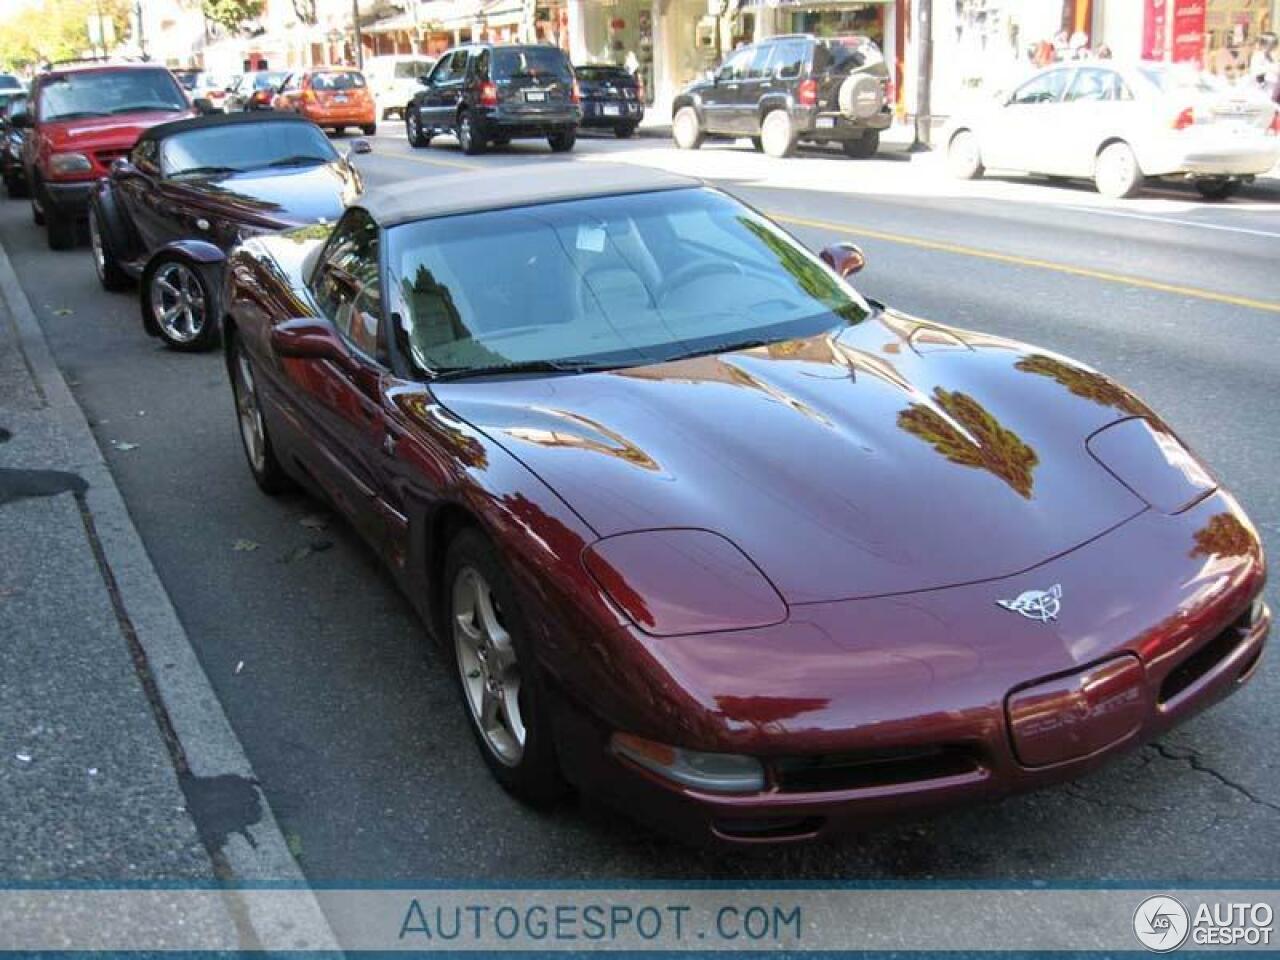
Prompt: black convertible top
<box><xmin>138</xmin><ymin>111</ymin><xmax>320</xmax><ymax>143</ymax></box>
<box><xmin>357</xmin><ymin>163</ymin><xmax>701</xmax><ymax>227</ymax></box>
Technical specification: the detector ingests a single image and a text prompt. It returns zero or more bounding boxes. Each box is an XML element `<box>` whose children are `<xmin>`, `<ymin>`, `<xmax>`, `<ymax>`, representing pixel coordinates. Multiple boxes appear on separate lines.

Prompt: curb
<box><xmin>0</xmin><ymin>239</ymin><xmax>339</xmax><ymax>950</ymax></box>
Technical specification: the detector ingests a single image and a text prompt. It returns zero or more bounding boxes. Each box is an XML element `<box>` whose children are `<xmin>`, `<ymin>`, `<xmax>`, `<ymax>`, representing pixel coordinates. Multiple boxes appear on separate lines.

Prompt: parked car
<box><xmin>18</xmin><ymin>62</ymin><xmax>196</xmax><ymax>249</ymax></box>
<box><xmin>405</xmin><ymin>43</ymin><xmax>580</xmax><ymax>154</ymax></box>
<box><xmin>574</xmin><ymin>63</ymin><xmax>644</xmax><ymax>138</ymax></box>
<box><xmin>191</xmin><ymin>72</ymin><xmax>233</xmax><ymax>113</ymax></box>
<box><xmin>89</xmin><ymin>112</ymin><xmax>366</xmax><ymax>351</ymax></box>
<box><xmin>222</xmin><ymin>162</ymin><xmax>1268</xmax><ymax>845</ymax></box>
<box><xmin>226</xmin><ymin>71</ymin><xmax>288</xmax><ymax>112</ymax></box>
<box><xmin>273</xmin><ymin>67</ymin><xmax>376</xmax><ymax>135</ymax></box>
<box><xmin>0</xmin><ymin>73</ymin><xmax>26</xmax><ymax>98</ymax></box>
<box><xmin>945</xmin><ymin>61</ymin><xmax>1280</xmax><ymax>199</ymax></box>
<box><xmin>1</xmin><ymin>92</ymin><xmax>29</xmax><ymax>197</ymax></box>
<box><xmin>172</xmin><ymin>68</ymin><xmax>202</xmax><ymax>93</ymax></box>
<box><xmin>672</xmin><ymin>33</ymin><xmax>892</xmax><ymax>158</ymax></box>
<box><xmin>363</xmin><ymin>54</ymin><xmax>435</xmax><ymax>120</ymax></box>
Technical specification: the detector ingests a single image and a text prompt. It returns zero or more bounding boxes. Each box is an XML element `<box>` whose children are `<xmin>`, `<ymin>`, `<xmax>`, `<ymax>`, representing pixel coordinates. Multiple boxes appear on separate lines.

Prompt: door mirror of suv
<box><xmin>820</xmin><ymin>242</ymin><xmax>866</xmax><ymax>278</ymax></box>
<box><xmin>193</xmin><ymin>97</ymin><xmax>218</xmax><ymax>115</ymax></box>
<box><xmin>418</xmin><ymin>75</ymin><xmax>432</xmax><ymax>86</ymax></box>
<box><xmin>9</xmin><ymin>111</ymin><xmax>30</xmax><ymax>129</ymax></box>
<box><xmin>272</xmin><ymin>318</ymin><xmax>355</xmax><ymax>369</ymax></box>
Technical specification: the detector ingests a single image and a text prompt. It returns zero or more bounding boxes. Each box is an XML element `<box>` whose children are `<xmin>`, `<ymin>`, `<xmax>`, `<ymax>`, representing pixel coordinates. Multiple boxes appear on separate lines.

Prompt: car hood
<box><xmin>179</xmin><ymin>162</ymin><xmax>357</xmax><ymax>229</ymax></box>
<box><xmin>434</xmin><ymin>311</ymin><xmax>1153</xmax><ymax>605</ymax></box>
<box><xmin>42</xmin><ymin>109</ymin><xmax>191</xmax><ymax>150</ymax></box>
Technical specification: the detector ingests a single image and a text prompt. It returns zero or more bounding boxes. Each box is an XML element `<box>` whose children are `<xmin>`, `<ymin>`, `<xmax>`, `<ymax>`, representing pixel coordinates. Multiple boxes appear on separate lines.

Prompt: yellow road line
<box><xmin>769</xmin><ymin>211</ymin><xmax>1280</xmax><ymax>315</ymax></box>
<box><xmin>383</xmin><ymin>150</ymin><xmax>479</xmax><ymax>172</ymax></box>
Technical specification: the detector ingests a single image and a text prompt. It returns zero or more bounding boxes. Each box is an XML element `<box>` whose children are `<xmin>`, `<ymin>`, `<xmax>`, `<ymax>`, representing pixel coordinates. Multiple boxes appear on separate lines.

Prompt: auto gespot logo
<box><xmin>1134</xmin><ymin>895</ymin><xmax>1274</xmax><ymax>951</ymax></box>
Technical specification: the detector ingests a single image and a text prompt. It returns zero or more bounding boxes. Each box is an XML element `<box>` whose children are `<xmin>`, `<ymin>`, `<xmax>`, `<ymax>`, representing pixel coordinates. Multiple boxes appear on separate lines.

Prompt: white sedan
<box><xmin>945</xmin><ymin>62</ymin><xmax>1279</xmax><ymax>199</ymax></box>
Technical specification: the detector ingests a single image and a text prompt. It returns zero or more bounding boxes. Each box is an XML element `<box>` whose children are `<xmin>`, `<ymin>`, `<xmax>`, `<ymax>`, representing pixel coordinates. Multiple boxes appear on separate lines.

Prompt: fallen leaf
<box><xmin>234</xmin><ymin>660</ymin><xmax>244</xmax><ymax>675</ymax></box>
<box><xmin>112</xmin><ymin>441</ymin><xmax>139</xmax><ymax>452</ymax></box>
<box><xmin>52</xmin><ymin>308</ymin><xmax>72</xmax><ymax>317</ymax></box>
<box><xmin>298</xmin><ymin>513</ymin><xmax>330</xmax><ymax>531</ymax></box>
<box><xmin>232</xmin><ymin>539</ymin><xmax>259</xmax><ymax>552</ymax></box>
<box><xmin>281</xmin><ymin>540</ymin><xmax>334</xmax><ymax>563</ymax></box>
<box><xmin>15</xmin><ymin>752</ymin><xmax>31</xmax><ymax>764</ymax></box>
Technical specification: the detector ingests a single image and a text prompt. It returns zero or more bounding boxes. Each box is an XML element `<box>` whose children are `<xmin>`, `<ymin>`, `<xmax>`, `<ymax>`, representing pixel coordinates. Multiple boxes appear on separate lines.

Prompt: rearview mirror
<box><xmin>819</xmin><ymin>242</ymin><xmax>866</xmax><ymax>278</ymax></box>
<box><xmin>348</xmin><ymin>138</ymin><xmax>372</xmax><ymax>155</ymax></box>
<box><xmin>271</xmin><ymin>318</ymin><xmax>353</xmax><ymax>369</ymax></box>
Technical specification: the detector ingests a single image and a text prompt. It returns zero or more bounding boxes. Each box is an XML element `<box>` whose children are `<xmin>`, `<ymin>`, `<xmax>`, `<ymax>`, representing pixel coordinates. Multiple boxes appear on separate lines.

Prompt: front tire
<box><xmin>1094</xmin><ymin>141</ymin><xmax>1144</xmax><ymax>199</ymax></box>
<box><xmin>143</xmin><ymin>256</ymin><xmax>220</xmax><ymax>352</ymax></box>
<box><xmin>361</xmin><ymin>123</ymin><xmax>376</xmax><ymax>136</ymax></box>
<box><xmin>88</xmin><ymin>203</ymin><xmax>130</xmax><ymax>292</ymax></box>
<box><xmin>406</xmin><ymin>106</ymin><xmax>431</xmax><ymax>148</ymax></box>
<box><xmin>672</xmin><ymin>106</ymin><xmax>704</xmax><ymax>150</ymax></box>
<box><xmin>228</xmin><ymin>329</ymin><xmax>294</xmax><ymax>495</ymax></box>
<box><xmin>759</xmin><ymin>109</ymin><xmax>796</xmax><ymax>158</ymax></box>
<box><xmin>947</xmin><ymin>129</ymin><xmax>984</xmax><ymax>179</ymax></box>
<box><xmin>548</xmin><ymin>129</ymin><xmax>575</xmax><ymax>152</ymax></box>
<box><xmin>457</xmin><ymin>110</ymin><xmax>486</xmax><ymax>155</ymax></box>
<box><xmin>1194</xmin><ymin>178</ymin><xmax>1239</xmax><ymax>201</ymax></box>
<box><xmin>841</xmin><ymin>129</ymin><xmax>879</xmax><ymax>159</ymax></box>
<box><xmin>445</xmin><ymin>528</ymin><xmax>566</xmax><ymax>805</ymax></box>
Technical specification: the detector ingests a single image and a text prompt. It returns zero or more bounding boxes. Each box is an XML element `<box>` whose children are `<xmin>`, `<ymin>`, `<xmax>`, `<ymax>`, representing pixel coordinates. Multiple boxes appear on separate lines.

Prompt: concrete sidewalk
<box><xmin>0</xmin><ymin>240</ymin><xmax>334</xmax><ymax>947</ymax></box>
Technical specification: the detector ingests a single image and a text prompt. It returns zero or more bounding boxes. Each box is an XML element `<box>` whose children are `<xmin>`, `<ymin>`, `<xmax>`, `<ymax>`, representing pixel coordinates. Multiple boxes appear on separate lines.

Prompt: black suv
<box><xmin>405</xmin><ymin>44</ymin><xmax>581</xmax><ymax>155</ymax></box>
<box><xmin>671</xmin><ymin>34</ymin><xmax>891</xmax><ymax>158</ymax></box>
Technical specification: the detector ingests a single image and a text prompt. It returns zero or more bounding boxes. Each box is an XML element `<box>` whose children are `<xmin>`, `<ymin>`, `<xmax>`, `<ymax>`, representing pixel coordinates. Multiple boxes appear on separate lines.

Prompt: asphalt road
<box><xmin>3</xmin><ymin>130</ymin><xmax>1279</xmax><ymax>883</ymax></box>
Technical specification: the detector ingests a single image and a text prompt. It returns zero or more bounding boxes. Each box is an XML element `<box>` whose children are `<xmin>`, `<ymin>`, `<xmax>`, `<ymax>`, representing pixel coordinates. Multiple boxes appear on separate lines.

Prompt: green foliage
<box><xmin>0</xmin><ymin>0</ymin><xmax>131</xmax><ymax>70</ymax></box>
<box><xmin>201</xmin><ymin>0</ymin><xmax>263</xmax><ymax>32</ymax></box>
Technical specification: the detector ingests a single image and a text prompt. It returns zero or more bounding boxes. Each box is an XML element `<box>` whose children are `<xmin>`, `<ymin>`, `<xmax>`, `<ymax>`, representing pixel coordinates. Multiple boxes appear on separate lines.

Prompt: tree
<box><xmin>201</xmin><ymin>0</ymin><xmax>262</xmax><ymax>33</ymax></box>
<box><xmin>0</xmin><ymin>0</ymin><xmax>131</xmax><ymax>69</ymax></box>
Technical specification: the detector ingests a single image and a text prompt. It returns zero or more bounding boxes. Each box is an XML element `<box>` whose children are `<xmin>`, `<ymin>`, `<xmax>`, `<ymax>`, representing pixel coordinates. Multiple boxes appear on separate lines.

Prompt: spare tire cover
<box><xmin>839</xmin><ymin>73</ymin><xmax>883</xmax><ymax>120</ymax></box>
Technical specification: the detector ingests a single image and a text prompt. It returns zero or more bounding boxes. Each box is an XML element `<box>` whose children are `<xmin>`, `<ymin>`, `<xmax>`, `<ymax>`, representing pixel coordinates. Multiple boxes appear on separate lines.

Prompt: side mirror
<box><xmin>110</xmin><ymin>157</ymin><xmax>135</xmax><ymax>176</ymax></box>
<box><xmin>271</xmin><ymin>318</ymin><xmax>353</xmax><ymax>369</ymax></box>
<box><xmin>348</xmin><ymin>138</ymin><xmax>372</xmax><ymax>156</ymax></box>
<box><xmin>193</xmin><ymin>97</ymin><xmax>218</xmax><ymax>115</ymax></box>
<box><xmin>417</xmin><ymin>75</ymin><xmax>432</xmax><ymax>86</ymax></box>
<box><xmin>820</xmin><ymin>242</ymin><xmax>866</xmax><ymax>278</ymax></box>
<box><xmin>9</xmin><ymin>111</ymin><xmax>30</xmax><ymax>129</ymax></box>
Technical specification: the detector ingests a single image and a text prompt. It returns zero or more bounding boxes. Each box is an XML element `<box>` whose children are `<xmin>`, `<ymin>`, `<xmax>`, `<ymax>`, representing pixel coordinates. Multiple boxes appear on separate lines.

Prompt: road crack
<box><xmin>1148</xmin><ymin>742</ymin><xmax>1280</xmax><ymax>814</ymax></box>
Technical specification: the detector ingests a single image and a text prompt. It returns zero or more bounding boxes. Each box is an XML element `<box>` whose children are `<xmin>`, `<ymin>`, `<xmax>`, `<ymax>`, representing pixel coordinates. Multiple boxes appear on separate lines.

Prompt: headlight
<box><xmin>1087</xmin><ymin>417</ymin><xmax>1216</xmax><ymax>514</ymax></box>
<box><xmin>48</xmin><ymin>152</ymin><xmax>92</xmax><ymax>175</ymax></box>
<box><xmin>583</xmin><ymin>529</ymin><xmax>786</xmax><ymax>636</ymax></box>
<box><xmin>612</xmin><ymin>732</ymin><xmax>765</xmax><ymax>794</ymax></box>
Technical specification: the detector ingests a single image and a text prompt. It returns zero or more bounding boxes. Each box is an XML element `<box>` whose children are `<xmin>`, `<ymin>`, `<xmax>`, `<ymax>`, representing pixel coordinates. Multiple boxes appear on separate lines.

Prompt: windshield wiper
<box><xmin>264</xmin><ymin>155</ymin><xmax>329</xmax><ymax>168</ymax></box>
<box><xmin>173</xmin><ymin>165</ymin><xmax>241</xmax><ymax>177</ymax></box>
<box><xmin>45</xmin><ymin>110</ymin><xmax>108</xmax><ymax>120</ymax></box>
<box><xmin>431</xmin><ymin>359</ymin><xmax>611</xmax><ymax>381</ymax></box>
<box><xmin>107</xmin><ymin>104</ymin><xmax>184</xmax><ymax>114</ymax></box>
<box><xmin>669</xmin><ymin>337</ymin><xmax>778</xmax><ymax>362</ymax></box>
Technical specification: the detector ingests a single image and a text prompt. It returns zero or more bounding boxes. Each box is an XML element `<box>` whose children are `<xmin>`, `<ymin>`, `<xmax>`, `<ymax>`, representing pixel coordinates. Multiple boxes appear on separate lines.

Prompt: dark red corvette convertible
<box><xmin>223</xmin><ymin>164</ymin><xmax>1269</xmax><ymax>845</ymax></box>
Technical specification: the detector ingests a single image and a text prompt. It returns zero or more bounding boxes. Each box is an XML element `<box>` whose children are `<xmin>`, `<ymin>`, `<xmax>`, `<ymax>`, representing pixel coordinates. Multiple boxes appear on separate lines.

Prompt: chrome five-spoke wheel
<box><xmin>453</xmin><ymin>566</ymin><xmax>526</xmax><ymax>766</ymax></box>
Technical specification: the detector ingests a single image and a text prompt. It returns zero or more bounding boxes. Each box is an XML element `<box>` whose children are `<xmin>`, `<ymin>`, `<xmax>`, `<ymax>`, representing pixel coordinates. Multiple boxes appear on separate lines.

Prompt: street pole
<box><xmin>909</xmin><ymin>0</ymin><xmax>932</xmax><ymax>151</ymax></box>
<box><xmin>352</xmin><ymin>0</ymin><xmax>364</xmax><ymax>68</ymax></box>
<box><xmin>135</xmin><ymin>0</ymin><xmax>146</xmax><ymax>60</ymax></box>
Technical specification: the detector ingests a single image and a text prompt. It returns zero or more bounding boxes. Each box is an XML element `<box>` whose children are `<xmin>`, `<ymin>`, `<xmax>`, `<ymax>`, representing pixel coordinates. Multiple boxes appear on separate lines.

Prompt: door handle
<box><xmin>382</xmin><ymin>433</ymin><xmax>397</xmax><ymax>457</ymax></box>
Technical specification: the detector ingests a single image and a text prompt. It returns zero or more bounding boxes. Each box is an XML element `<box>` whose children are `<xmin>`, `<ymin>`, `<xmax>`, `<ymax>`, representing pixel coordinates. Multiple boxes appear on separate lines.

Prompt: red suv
<box><xmin>18</xmin><ymin>63</ymin><xmax>192</xmax><ymax>249</ymax></box>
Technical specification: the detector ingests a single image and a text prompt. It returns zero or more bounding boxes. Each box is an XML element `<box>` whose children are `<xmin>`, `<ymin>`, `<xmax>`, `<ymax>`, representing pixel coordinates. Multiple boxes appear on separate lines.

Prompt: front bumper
<box><xmin>552</xmin><ymin>490</ymin><xmax>1268</xmax><ymax>846</ymax></box>
<box><xmin>41</xmin><ymin>178</ymin><xmax>95</xmax><ymax>217</ymax></box>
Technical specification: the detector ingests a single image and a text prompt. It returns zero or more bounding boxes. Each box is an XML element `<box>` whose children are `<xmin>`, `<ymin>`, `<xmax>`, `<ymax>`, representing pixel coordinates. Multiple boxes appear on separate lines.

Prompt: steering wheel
<box><xmin>656</xmin><ymin>260</ymin><xmax>743</xmax><ymax>303</ymax></box>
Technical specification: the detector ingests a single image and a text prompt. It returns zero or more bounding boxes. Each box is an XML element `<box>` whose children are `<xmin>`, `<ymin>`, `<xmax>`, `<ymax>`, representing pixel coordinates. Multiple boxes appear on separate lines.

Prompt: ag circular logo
<box><xmin>1134</xmin><ymin>895</ymin><xmax>1190</xmax><ymax>952</ymax></box>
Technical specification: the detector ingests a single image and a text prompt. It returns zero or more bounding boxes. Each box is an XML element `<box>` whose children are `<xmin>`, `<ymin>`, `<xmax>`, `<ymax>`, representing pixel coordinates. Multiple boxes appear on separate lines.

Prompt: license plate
<box><xmin>603</xmin><ymin>104</ymin><xmax>621</xmax><ymax>116</ymax></box>
<box><xmin>816</xmin><ymin>116</ymin><xmax>836</xmax><ymax>129</ymax></box>
<box><xmin>524</xmin><ymin>90</ymin><xmax>546</xmax><ymax>103</ymax></box>
<box><xmin>334</xmin><ymin>95</ymin><xmax>348</xmax><ymax>103</ymax></box>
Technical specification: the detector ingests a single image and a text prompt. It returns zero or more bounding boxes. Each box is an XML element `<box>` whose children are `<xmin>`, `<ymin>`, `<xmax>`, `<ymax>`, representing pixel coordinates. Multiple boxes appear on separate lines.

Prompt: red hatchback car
<box><xmin>273</xmin><ymin>68</ymin><xmax>377</xmax><ymax>136</ymax></box>
<box><xmin>223</xmin><ymin>165</ymin><xmax>1269</xmax><ymax>846</ymax></box>
<box><xmin>19</xmin><ymin>62</ymin><xmax>193</xmax><ymax>249</ymax></box>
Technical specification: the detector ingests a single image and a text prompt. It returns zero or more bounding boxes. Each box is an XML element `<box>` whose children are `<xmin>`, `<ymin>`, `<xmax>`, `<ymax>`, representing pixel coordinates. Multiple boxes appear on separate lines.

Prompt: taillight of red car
<box><xmin>798</xmin><ymin>78</ymin><xmax>818</xmax><ymax>107</ymax></box>
<box><xmin>1171</xmin><ymin>106</ymin><xmax>1196</xmax><ymax>130</ymax></box>
<box><xmin>251</xmin><ymin>89</ymin><xmax>271</xmax><ymax>106</ymax></box>
<box><xmin>479</xmin><ymin>80</ymin><xmax>498</xmax><ymax>107</ymax></box>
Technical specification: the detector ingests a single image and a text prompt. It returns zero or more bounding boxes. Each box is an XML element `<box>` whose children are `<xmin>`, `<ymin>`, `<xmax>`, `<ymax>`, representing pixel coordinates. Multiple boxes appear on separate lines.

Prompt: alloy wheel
<box><xmin>149</xmin><ymin>261</ymin><xmax>206</xmax><ymax>343</ymax></box>
<box><xmin>88</xmin><ymin>211</ymin><xmax>106</xmax><ymax>282</ymax></box>
<box><xmin>453</xmin><ymin>566</ymin><xmax>526</xmax><ymax>767</ymax></box>
<box><xmin>232</xmin><ymin>348</ymin><xmax>266</xmax><ymax>474</ymax></box>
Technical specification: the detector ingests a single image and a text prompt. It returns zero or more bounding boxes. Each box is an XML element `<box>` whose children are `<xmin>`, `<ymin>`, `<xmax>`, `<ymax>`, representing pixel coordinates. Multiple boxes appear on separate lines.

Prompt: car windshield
<box><xmin>161</xmin><ymin>121</ymin><xmax>338</xmax><ymax>176</ymax></box>
<box><xmin>1138</xmin><ymin>64</ymin><xmax>1222</xmax><ymax>94</ymax></box>
<box><xmin>253</xmin><ymin>72</ymin><xmax>288</xmax><ymax>89</ymax></box>
<box><xmin>40</xmin><ymin>69</ymin><xmax>187</xmax><ymax>121</ymax></box>
<box><xmin>393</xmin><ymin>61</ymin><xmax>432</xmax><ymax>79</ymax></box>
<box><xmin>492</xmin><ymin>48</ymin><xmax>572</xmax><ymax>82</ymax></box>
<box><xmin>575</xmin><ymin>66</ymin><xmax>631</xmax><ymax>82</ymax></box>
<box><xmin>0</xmin><ymin>75</ymin><xmax>21</xmax><ymax>90</ymax></box>
<box><xmin>388</xmin><ymin>187</ymin><xmax>869</xmax><ymax>377</ymax></box>
<box><xmin>312</xmin><ymin>71</ymin><xmax>365</xmax><ymax>90</ymax></box>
